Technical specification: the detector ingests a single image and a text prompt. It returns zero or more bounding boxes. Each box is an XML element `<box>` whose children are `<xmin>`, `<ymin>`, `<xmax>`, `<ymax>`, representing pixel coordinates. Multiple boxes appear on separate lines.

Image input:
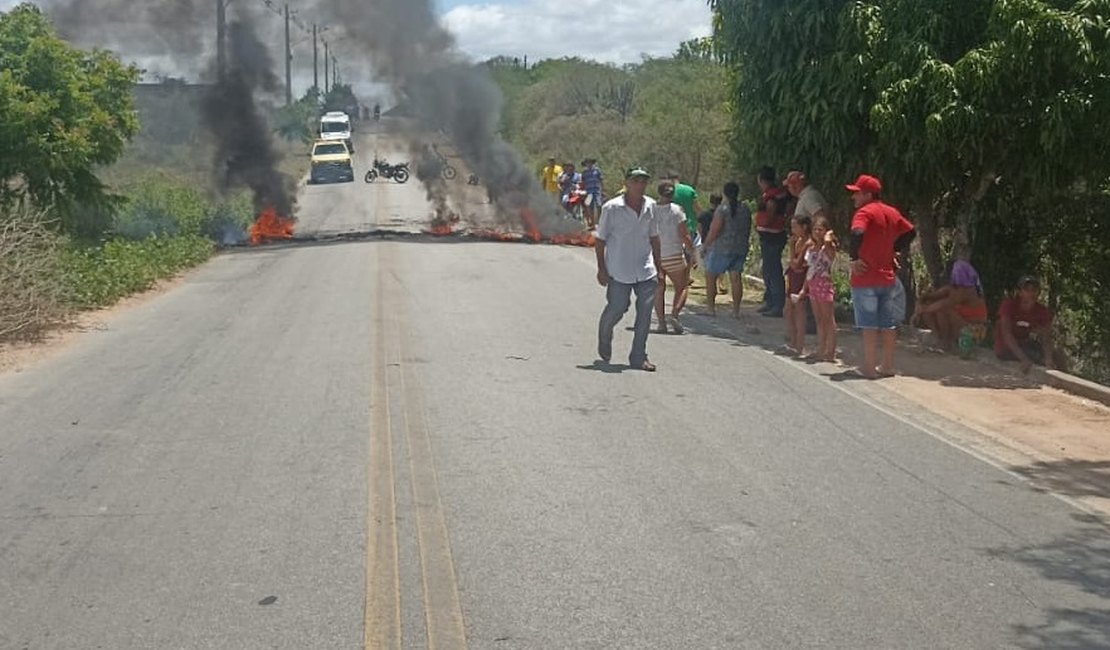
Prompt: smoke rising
<box><xmin>37</xmin><ymin>0</ymin><xmax>215</xmax><ymax>79</ymax></box>
<box><xmin>202</xmin><ymin>18</ymin><xmax>294</xmax><ymax>217</ymax></box>
<box><xmin>321</xmin><ymin>0</ymin><xmax>570</xmax><ymax>234</ymax></box>
<box><xmin>37</xmin><ymin>0</ymin><xmax>574</xmax><ymax>233</ymax></box>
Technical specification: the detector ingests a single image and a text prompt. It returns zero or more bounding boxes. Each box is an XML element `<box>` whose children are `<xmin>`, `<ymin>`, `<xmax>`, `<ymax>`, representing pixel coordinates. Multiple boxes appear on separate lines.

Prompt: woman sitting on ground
<box><xmin>911</xmin><ymin>257</ymin><xmax>988</xmax><ymax>351</ymax></box>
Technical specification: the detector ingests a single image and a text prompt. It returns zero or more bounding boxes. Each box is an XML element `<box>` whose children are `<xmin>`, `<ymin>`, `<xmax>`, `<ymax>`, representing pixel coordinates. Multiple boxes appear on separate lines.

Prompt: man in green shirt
<box><xmin>668</xmin><ymin>171</ymin><xmax>709</xmax><ymax>286</ymax></box>
<box><xmin>667</xmin><ymin>171</ymin><xmax>702</xmax><ymax>238</ymax></box>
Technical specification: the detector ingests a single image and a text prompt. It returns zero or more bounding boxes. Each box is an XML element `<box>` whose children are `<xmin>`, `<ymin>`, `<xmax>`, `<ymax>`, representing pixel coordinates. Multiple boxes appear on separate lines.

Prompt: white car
<box><xmin>319</xmin><ymin>111</ymin><xmax>353</xmax><ymax>153</ymax></box>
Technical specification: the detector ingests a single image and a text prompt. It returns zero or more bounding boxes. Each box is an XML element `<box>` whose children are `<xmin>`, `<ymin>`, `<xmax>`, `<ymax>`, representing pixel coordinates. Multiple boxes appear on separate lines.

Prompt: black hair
<box><xmin>724</xmin><ymin>181</ymin><xmax>740</xmax><ymax>219</ymax></box>
<box><xmin>709</xmin><ymin>193</ymin><xmax>723</xmax><ymax>206</ymax></box>
<box><xmin>793</xmin><ymin>214</ymin><xmax>813</xmax><ymax>233</ymax></box>
<box><xmin>758</xmin><ymin>166</ymin><xmax>777</xmax><ymax>185</ymax></box>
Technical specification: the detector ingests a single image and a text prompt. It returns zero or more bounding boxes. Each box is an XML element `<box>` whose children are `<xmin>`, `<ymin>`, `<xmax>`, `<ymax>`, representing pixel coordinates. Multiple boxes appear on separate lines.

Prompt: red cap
<box><xmin>845</xmin><ymin>174</ymin><xmax>882</xmax><ymax>195</ymax></box>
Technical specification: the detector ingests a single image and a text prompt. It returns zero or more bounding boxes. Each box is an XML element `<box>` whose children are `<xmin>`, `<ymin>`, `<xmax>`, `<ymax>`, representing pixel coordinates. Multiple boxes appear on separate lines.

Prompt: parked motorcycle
<box><xmin>364</xmin><ymin>159</ymin><xmax>410</xmax><ymax>184</ymax></box>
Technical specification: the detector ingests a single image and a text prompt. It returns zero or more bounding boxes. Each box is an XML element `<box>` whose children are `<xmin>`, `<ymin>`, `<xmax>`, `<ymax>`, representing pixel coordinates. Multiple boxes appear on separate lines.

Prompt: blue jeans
<box><xmin>758</xmin><ymin>231</ymin><xmax>787</xmax><ymax>312</ymax></box>
<box><xmin>852</xmin><ymin>283</ymin><xmax>899</xmax><ymax>330</ymax></box>
<box><xmin>705</xmin><ymin>249</ymin><xmax>748</xmax><ymax>276</ymax></box>
<box><xmin>598</xmin><ymin>277</ymin><xmax>657</xmax><ymax>365</ymax></box>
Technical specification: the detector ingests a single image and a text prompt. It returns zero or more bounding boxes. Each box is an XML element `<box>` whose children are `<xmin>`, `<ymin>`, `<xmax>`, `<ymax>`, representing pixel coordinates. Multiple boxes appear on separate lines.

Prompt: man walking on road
<box><xmin>845</xmin><ymin>174</ymin><xmax>916</xmax><ymax>379</ymax></box>
<box><xmin>596</xmin><ymin>168</ymin><xmax>663</xmax><ymax>372</ymax></box>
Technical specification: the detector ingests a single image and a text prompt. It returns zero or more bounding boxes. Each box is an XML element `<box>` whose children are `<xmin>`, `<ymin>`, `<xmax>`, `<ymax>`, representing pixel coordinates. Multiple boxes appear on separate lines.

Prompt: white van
<box><xmin>319</xmin><ymin>111</ymin><xmax>353</xmax><ymax>153</ymax></box>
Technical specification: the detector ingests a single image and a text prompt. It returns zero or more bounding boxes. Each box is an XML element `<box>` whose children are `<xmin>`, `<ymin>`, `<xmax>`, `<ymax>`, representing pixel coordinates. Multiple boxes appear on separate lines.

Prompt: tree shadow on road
<box><xmin>1010</xmin><ymin>460</ymin><xmax>1110</xmax><ymax>501</ymax></box>
<box><xmin>985</xmin><ymin>514</ymin><xmax>1110</xmax><ymax>648</ymax></box>
<box><xmin>1014</xmin><ymin>607</ymin><xmax>1110</xmax><ymax>649</ymax></box>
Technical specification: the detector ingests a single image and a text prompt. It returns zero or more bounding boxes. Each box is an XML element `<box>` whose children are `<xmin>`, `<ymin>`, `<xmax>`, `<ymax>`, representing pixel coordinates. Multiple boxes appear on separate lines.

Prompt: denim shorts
<box><xmin>705</xmin><ymin>248</ymin><xmax>748</xmax><ymax>275</ymax></box>
<box><xmin>852</xmin><ymin>283</ymin><xmax>899</xmax><ymax>330</ymax></box>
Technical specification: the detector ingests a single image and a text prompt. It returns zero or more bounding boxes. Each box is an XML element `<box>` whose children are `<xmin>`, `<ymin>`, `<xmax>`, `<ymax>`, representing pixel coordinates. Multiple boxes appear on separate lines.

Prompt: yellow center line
<box><xmin>367</xmin><ymin>241</ymin><xmax>467</xmax><ymax>648</ymax></box>
<box><xmin>397</xmin><ymin>319</ymin><xmax>469</xmax><ymax>649</ymax></box>
<box><xmin>366</xmin><ymin>246</ymin><xmax>402</xmax><ymax>649</ymax></box>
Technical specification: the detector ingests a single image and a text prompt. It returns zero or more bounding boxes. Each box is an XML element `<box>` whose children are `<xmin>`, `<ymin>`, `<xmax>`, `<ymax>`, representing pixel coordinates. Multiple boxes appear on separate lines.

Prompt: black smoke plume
<box><xmin>38</xmin><ymin>0</ymin><xmax>570</xmax><ymax>231</ymax></box>
<box><xmin>201</xmin><ymin>19</ymin><xmax>293</xmax><ymax>217</ymax></box>
<box><xmin>37</xmin><ymin>0</ymin><xmax>215</xmax><ymax>79</ymax></box>
<box><xmin>321</xmin><ymin>0</ymin><xmax>570</xmax><ymax>234</ymax></box>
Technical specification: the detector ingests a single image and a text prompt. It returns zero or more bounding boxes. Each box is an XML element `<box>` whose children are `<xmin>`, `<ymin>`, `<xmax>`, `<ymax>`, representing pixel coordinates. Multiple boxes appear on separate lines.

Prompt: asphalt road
<box><xmin>1</xmin><ymin>125</ymin><xmax>1108</xmax><ymax>649</ymax></box>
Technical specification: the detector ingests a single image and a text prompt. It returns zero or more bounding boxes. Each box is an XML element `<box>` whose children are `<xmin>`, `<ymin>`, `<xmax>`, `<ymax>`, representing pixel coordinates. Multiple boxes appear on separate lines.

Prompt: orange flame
<box><xmin>249</xmin><ymin>207</ymin><xmax>295</xmax><ymax>245</ymax></box>
<box><xmin>549</xmin><ymin>232</ymin><xmax>597</xmax><ymax>247</ymax></box>
<box><xmin>471</xmin><ymin>228</ymin><xmax>520</xmax><ymax>242</ymax></box>
<box><xmin>519</xmin><ymin>208</ymin><xmax>542</xmax><ymax>243</ymax></box>
<box><xmin>427</xmin><ymin>222</ymin><xmax>455</xmax><ymax>236</ymax></box>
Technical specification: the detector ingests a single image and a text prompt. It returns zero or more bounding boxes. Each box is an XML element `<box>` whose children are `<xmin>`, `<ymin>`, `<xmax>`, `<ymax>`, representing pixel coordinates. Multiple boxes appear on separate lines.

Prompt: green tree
<box><xmin>868</xmin><ymin>0</ymin><xmax>1110</xmax><ymax>284</ymax></box>
<box><xmin>273</xmin><ymin>92</ymin><xmax>318</xmax><ymax>144</ymax></box>
<box><xmin>710</xmin><ymin>0</ymin><xmax>875</xmax><ymax>196</ymax></box>
<box><xmin>0</xmin><ymin>3</ymin><xmax>140</xmax><ymax>233</ymax></box>
<box><xmin>322</xmin><ymin>82</ymin><xmax>359</xmax><ymax>115</ymax></box>
<box><xmin>711</xmin><ymin>0</ymin><xmax>1110</xmax><ymax>381</ymax></box>
<box><xmin>633</xmin><ymin>57</ymin><xmax>731</xmax><ymax>188</ymax></box>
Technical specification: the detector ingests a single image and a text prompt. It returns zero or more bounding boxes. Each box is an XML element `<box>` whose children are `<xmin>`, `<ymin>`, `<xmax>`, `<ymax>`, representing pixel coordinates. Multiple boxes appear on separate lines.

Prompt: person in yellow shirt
<box><xmin>541</xmin><ymin>157</ymin><xmax>563</xmax><ymax>196</ymax></box>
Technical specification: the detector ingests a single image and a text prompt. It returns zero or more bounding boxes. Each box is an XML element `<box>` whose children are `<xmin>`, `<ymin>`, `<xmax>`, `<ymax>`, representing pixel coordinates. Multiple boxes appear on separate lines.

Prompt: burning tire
<box><xmin>364</xmin><ymin>169</ymin><xmax>378</xmax><ymax>183</ymax></box>
<box><xmin>393</xmin><ymin>168</ymin><xmax>410</xmax><ymax>184</ymax></box>
<box><xmin>441</xmin><ymin>164</ymin><xmax>457</xmax><ymax>181</ymax></box>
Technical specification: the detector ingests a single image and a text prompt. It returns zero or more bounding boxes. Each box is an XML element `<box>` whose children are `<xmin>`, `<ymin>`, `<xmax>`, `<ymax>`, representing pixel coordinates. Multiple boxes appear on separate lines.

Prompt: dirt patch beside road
<box><xmin>682</xmin><ymin>293</ymin><xmax>1110</xmax><ymax>517</ymax></box>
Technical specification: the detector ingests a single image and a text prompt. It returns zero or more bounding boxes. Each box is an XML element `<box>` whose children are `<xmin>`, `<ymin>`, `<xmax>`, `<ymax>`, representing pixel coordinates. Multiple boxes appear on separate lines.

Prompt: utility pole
<box><xmin>324</xmin><ymin>41</ymin><xmax>330</xmax><ymax>95</ymax></box>
<box><xmin>312</xmin><ymin>24</ymin><xmax>319</xmax><ymax>97</ymax></box>
<box><xmin>332</xmin><ymin>55</ymin><xmax>338</xmax><ymax>87</ymax></box>
<box><xmin>284</xmin><ymin>3</ymin><xmax>292</xmax><ymax>105</ymax></box>
<box><xmin>216</xmin><ymin>0</ymin><xmax>227</xmax><ymax>81</ymax></box>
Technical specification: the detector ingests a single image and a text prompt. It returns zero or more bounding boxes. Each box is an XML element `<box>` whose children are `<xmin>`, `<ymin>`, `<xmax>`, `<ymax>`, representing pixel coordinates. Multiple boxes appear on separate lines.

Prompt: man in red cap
<box><xmin>844</xmin><ymin>174</ymin><xmax>916</xmax><ymax>379</ymax></box>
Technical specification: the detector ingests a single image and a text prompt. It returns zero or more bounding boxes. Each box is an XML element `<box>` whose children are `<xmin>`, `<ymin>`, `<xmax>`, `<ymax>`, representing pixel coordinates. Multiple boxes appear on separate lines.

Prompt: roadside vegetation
<box><xmin>0</xmin><ymin>4</ymin><xmax>307</xmax><ymax>343</ymax></box>
<box><xmin>487</xmin><ymin>48</ymin><xmax>734</xmax><ymax>195</ymax></box>
<box><xmin>487</xmin><ymin>2</ymin><xmax>1110</xmax><ymax>384</ymax></box>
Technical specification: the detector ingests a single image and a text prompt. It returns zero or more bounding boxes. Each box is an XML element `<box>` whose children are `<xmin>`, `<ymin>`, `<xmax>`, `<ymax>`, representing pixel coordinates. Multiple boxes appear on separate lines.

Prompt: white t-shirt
<box><xmin>597</xmin><ymin>195</ymin><xmax>660</xmax><ymax>284</ymax></box>
<box><xmin>794</xmin><ymin>185</ymin><xmax>828</xmax><ymax>221</ymax></box>
<box><xmin>650</xmin><ymin>202</ymin><xmax>687</xmax><ymax>258</ymax></box>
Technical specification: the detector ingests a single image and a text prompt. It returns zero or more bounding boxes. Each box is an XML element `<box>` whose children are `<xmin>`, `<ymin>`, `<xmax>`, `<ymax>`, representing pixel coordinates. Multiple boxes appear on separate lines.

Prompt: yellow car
<box><xmin>309</xmin><ymin>140</ymin><xmax>354</xmax><ymax>184</ymax></box>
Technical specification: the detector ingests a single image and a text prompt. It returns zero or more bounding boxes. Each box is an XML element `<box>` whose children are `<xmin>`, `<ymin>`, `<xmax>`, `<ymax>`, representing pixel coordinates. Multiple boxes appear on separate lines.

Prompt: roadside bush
<box><xmin>204</xmin><ymin>193</ymin><xmax>255</xmax><ymax>246</ymax></box>
<box><xmin>112</xmin><ymin>175</ymin><xmax>209</xmax><ymax>239</ymax></box>
<box><xmin>0</xmin><ymin>204</ymin><xmax>71</xmax><ymax>341</ymax></box>
<box><xmin>63</xmin><ymin>235</ymin><xmax>213</xmax><ymax>309</ymax></box>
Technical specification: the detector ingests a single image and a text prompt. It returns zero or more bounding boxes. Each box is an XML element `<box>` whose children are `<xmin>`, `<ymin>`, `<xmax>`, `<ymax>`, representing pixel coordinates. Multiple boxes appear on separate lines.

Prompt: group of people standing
<box><xmin>593</xmin><ymin>165</ymin><xmax>918</xmax><ymax>378</ymax></box>
<box><xmin>541</xmin><ymin>157</ymin><xmax>605</xmax><ymax>228</ymax></box>
<box><xmin>591</xmin><ymin>162</ymin><xmax>1065</xmax><ymax>378</ymax></box>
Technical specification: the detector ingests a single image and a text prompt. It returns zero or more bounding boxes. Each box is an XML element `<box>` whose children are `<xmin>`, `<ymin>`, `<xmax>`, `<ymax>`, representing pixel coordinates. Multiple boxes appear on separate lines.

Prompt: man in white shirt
<box><xmin>785</xmin><ymin>170</ymin><xmax>830</xmax><ymax>222</ymax></box>
<box><xmin>595</xmin><ymin>168</ymin><xmax>665</xmax><ymax>372</ymax></box>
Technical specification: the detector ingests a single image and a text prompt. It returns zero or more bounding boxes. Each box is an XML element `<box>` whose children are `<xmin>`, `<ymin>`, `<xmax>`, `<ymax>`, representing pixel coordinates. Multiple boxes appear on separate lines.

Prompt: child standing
<box><xmin>793</xmin><ymin>216</ymin><xmax>839</xmax><ymax>361</ymax></box>
<box><xmin>783</xmin><ymin>215</ymin><xmax>811</xmax><ymax>355</ymax></box>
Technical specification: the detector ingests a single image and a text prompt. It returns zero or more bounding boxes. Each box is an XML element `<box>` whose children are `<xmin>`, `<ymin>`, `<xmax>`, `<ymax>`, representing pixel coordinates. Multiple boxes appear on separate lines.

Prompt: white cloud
<box><xmin>442</xmin><ymin>0</ymin><xmax>713</xmax><ymax>64</ymax></box>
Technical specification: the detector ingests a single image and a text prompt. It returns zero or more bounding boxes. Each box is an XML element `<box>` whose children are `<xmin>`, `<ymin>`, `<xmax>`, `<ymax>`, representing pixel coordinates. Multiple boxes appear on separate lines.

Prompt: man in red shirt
<box><xmin>846</xmin><ymin>174</ymin><xmax>916</xmax><ymax>379</ymax></box>
<box><xmin>994</xmin><ymin>276</ymin><xmax>1062</xmax><ymax>373</ymax></box>
<box><xmin>755</xmin><ymin>166</ymin><xmax>791</xmax><ymax>317</ymax></box>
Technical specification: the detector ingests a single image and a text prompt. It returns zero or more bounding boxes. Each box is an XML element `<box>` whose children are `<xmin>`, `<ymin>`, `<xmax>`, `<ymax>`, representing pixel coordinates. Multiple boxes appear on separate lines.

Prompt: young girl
<box><xmin>783</xmin><ymin>215</ymin><xmax>811</xmax><ymax>355</ymax></box>
<box><xmin>793</xmin><ymin>216</ymin><xmax>839</xmax><ymax>361</ymax></box>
